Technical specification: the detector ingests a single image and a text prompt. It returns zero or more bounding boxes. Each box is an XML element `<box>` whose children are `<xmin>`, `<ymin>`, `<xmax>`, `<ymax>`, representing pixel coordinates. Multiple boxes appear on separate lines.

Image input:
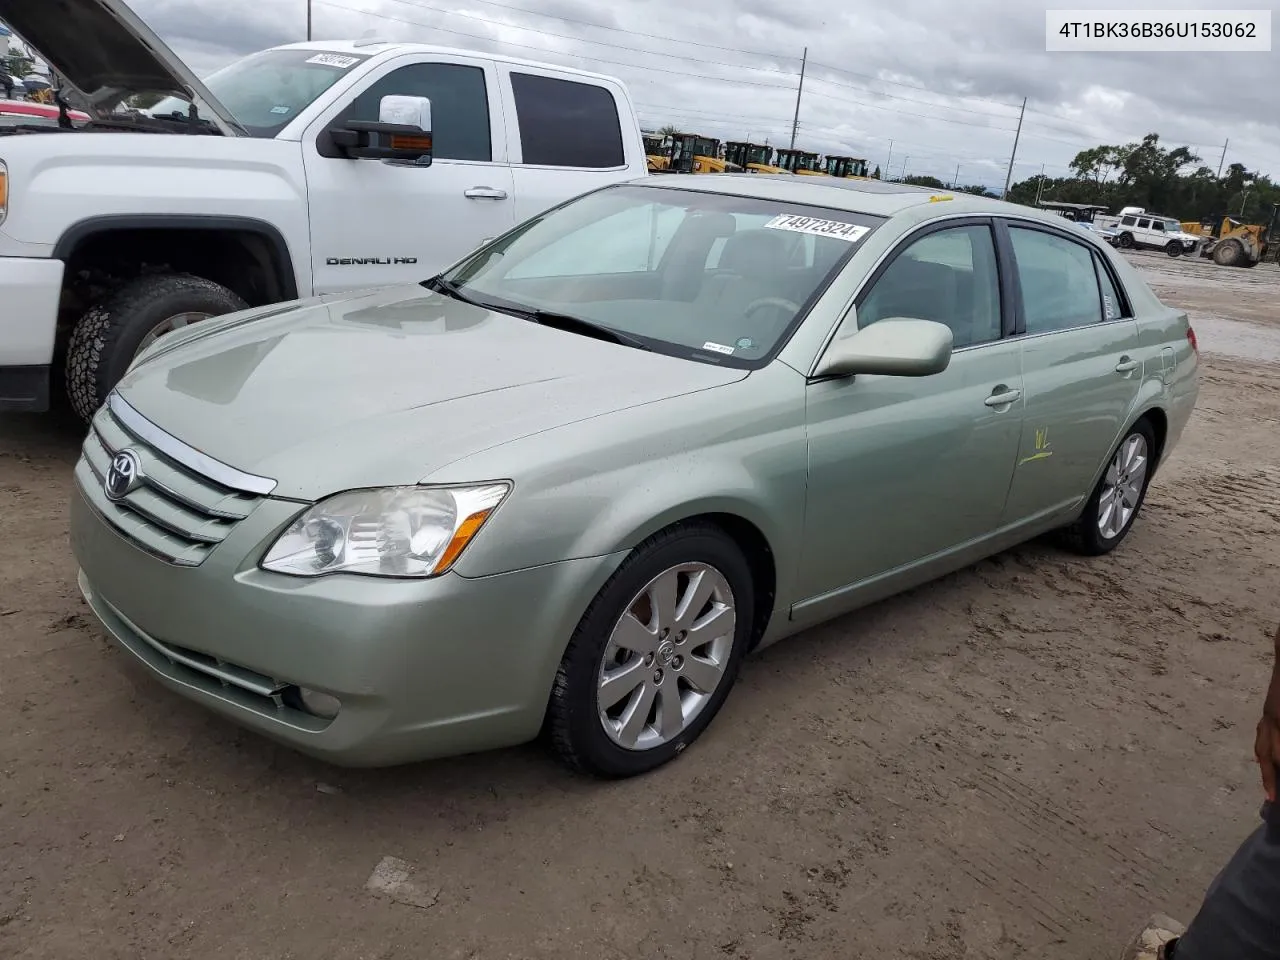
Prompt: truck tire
<box><xmin>1165</xmin><ymin>241</ymin><xmax>1183</xmax><ymax>258</ymax></box>
<box><xmin>1212</xmin><ymin>239</ymin><xmax>1245</xmax><ymax>268</ymax></box>
<box><xmin>1116</xmin><ymin>233</ymin><xmax>1134</xmax><ymax>249</ymax></box>
<box><xmin>66</xmin><ymin>273</ymin><xmax>247</xmax><ymax>422</ymax></box>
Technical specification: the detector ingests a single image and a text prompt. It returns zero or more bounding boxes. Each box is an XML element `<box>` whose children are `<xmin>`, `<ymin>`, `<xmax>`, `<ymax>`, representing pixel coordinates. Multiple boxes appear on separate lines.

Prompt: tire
<box><xmin>65</xmin><ymin>273</ymin><xmax>247</xmax><ymax>422</ymax></box>
<box><xmin>1117</xmin><ymin>233</ymin><xmax>1134</xmax><ymax>249</ymax></box>
<box><xmin>1165</xmin><ymin>242</ymin><xmax>1182</xmax><ymax>258</ymax></box>
<box><xmin>1212</xmin><ymin>239</ymin><xmax>1245</xmax><ymax>268</ymax></box>
<box><xmin>547</xmin><ymin>523</ymin><xmax>755</xmax><ymax>778</ymax></box>
<box><xmin>1060</xmin><ymin>418</ymin><xmax>1157</xmax><ymax>557</ymax></box>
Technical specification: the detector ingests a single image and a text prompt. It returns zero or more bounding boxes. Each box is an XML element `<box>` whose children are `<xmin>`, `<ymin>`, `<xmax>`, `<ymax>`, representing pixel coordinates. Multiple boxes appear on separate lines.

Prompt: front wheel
<box><xmin>547</xmin><ymin>524</ymin><xmax>754</xmax><ymax>778</ymax></box>
<box><xmin>1061</xmin><ymin>419</ymin><xmax>1156</xmax><ymax>556</ymax></box>
<box><xmin>1165</xmin><ymin>242</ymin><xmax>1183</xmax><ymax>258</ymax></box>
<box><xmin>65</xmin><ymin>273</ymin><xmax>247</xmax><ymax>422</ymax></box>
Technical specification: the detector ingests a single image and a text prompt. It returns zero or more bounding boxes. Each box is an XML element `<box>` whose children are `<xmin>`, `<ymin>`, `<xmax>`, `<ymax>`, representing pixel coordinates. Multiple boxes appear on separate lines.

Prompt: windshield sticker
<box><xmin>764</xmin><ymin>214</ymin><xmax>870</xmax><ymax>242</ymax></box>
<box><xmin>270</xmin><ymin>105</ymin><xmax>291</xmax><ymax>115</ymax></box>
<box><xmin>305</xmin><ymin>53</ymin><xmax>362</xmax><ymax>69</ymax></box>
<box><xmin>735</xmin><ymin>337</ymin><xmax>755</xmax><ymax>350</ymax></box>
<box><xmin>701</xmin><ymin>341</ymin><xmax>735</xmax><ymax>356</ymax></box>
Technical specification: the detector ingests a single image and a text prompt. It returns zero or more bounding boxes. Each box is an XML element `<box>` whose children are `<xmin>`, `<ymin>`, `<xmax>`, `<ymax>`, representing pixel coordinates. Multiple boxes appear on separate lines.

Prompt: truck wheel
<box><xmin>1116</xmin><ymin>233</ymin><xmax>1134</xmax><ymax>249</ymax></box>
<box><xmin>1165</xmin><ymin>241</ymin><xmax>1183</xmax><ymax>258</ymax></box>
<box><xmin>66</xmin><ymin>273</ymin><xmax>247</xmax><ymax>422</ymax></box>
<box><xmin>1212</xmin><ymin>239</ymin><xmax>1245</xmax><ymax>267</ymax></box>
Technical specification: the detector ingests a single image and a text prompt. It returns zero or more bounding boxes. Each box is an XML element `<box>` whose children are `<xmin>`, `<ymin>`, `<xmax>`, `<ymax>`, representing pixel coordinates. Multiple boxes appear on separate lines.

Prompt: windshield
<box><xmin>439</xmin><ymin>184</ymin><xmax>884</xmax><ymax>366</ymax></box>
<box><xmin>1163</xmin><ymin>219</ymin><xmax>1181</xmax><ymax>232</ymax></box>
<box><xmin>148</xmin><ymin>49</ymin><xmax>372</xmax><ymax>137</ymax></box>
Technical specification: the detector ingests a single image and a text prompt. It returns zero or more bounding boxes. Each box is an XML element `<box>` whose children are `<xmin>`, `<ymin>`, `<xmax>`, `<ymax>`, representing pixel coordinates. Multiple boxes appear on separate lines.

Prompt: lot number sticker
<box><xmin>306</xmin><ymin>53</ymin><xmax>362</xmax><ymax>69</ymax></box>
<box><xmin>764</xmin><ymin>214</ymin><xmax>869</xmax><ymax>242</ymax></box>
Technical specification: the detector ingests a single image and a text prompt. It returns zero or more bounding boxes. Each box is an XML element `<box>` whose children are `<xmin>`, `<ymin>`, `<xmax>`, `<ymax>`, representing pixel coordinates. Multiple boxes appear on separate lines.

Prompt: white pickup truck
<box><xmin>0</xmin><ymin>0</ymin><xmax>649</xmax><ymax>419</ymax></box>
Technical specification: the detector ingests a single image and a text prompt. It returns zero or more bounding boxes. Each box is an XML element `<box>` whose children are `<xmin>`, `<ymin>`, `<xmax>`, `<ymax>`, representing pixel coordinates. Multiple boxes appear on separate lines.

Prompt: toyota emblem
<box><xmin>104</xmin><ymin>449</ymin><xmax>143</xmax><ymax>500</ymax></box>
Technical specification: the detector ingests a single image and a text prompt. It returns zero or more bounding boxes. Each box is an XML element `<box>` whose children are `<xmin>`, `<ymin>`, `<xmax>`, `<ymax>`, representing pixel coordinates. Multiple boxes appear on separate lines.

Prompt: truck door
<box><xmin>302</xmin><ymin>54</ymin><xmax>516</xmax><ymax>295</ymax></box>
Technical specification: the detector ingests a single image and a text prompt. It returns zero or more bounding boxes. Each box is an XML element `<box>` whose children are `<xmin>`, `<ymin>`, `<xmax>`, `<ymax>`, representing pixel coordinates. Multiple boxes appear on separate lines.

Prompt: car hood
<box><xmin>0</xmin><ymin>0</ymin><xmax>243</xmax><ymax>134</ymax></box>
<box><xmin>113</xmin><ymin>286</ymin><xmax>748</xmax><ymax>500</ymax></box>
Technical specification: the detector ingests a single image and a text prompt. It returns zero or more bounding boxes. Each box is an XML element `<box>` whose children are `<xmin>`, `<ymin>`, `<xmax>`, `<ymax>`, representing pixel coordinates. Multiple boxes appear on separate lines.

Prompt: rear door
<box><xmin>497</xmin><ymin>67</ymin><xmax>641</xmax><ymax>224</ymax></box>
<box><xmin>998</xmin><ymin>220</ymin><xmax>1144</xmax><ymax>525</ymax></box>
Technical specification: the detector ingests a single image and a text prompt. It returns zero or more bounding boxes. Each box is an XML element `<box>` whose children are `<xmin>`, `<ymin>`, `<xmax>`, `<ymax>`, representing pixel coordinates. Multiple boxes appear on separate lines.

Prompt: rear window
<box><xmin>510</xmin><ymin>73</ymin><xmax>625</xmax><ymax>168</ymax></box>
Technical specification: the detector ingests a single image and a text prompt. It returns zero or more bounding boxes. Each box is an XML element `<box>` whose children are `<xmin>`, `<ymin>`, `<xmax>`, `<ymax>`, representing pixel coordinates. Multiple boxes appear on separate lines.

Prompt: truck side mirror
<box><xmin>329</xmin><ymin>95</ymin><xmax>433</xmax><ymax>164</ymax></box>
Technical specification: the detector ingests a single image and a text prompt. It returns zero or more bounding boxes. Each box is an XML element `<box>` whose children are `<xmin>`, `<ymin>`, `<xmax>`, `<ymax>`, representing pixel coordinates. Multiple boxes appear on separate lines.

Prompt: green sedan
<box><xmin>69</xmin><ymin>175</ymin><xmax>1200</xmax><ymax>778</ymax></box>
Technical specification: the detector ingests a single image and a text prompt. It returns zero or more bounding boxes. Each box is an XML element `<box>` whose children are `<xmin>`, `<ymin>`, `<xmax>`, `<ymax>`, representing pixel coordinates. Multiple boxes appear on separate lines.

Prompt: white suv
<box><xmin>1112</xmin><ymin>212</ymin><xmax>1201</xmax><ymax>258</ymax></box>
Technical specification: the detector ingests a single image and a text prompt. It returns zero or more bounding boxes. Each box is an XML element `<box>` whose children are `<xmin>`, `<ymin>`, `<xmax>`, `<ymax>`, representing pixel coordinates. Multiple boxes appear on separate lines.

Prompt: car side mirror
<box><xmin>329</xmin><ymin>95</ymin><xmax>432</xmax><ymax>164</ymax></box>
<box><xmin>813</xmin><ymin>317</ymin><xmax>953</xmax><ymax>378</ymax></box>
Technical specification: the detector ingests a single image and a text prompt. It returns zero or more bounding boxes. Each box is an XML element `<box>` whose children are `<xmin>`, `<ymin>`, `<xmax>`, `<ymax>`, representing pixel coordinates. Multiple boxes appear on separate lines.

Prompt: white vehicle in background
<box><xmin>1095</xmin><ymin>207</ymin><xmax>1201</xmax><ymax>258</ymax></box>
<box><xmin>0</xmin><ymin>0</ymin><xmax>648</xmax><ymax>419</ymax></box>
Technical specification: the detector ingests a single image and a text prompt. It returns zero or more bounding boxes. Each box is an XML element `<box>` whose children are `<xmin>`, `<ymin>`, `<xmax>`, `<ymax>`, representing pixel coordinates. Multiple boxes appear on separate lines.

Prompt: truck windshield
<box><xmin>147</xmin><ymin>49</ymin><xmax>372</xmax><ymax>137</ymax></box>
<box><xmin>437</xmin><ymin>184</ymin><xmax>885</xmax><ymax>368</ymax></box>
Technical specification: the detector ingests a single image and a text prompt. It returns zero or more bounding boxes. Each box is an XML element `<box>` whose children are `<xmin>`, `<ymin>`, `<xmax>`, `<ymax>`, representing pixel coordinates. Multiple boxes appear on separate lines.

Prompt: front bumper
<box><xmin>70</xmin><ymin>483</ymin><xmax>625</xmax><ymax>767</ymax></box>
<box><xmin>0</xmin><ymin>255</ymin><xmax>64</xmax><ymax>411</ymax></box>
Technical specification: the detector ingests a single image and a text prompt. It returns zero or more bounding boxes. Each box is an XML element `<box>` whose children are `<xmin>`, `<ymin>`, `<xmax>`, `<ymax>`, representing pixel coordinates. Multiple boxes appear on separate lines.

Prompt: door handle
<box><xmin>984</xmin><ymin>388</ymin><xmax>1021</xmax><ymax>407</ymax></box>
<box><xmin>1115</xmin><ymin>356</ymin><xmax>1139</xmax><ymax>373</ymax></box>
<box><xmin>464</xmin><ymin>186</ymin><xmax>508</xmax><ymax>199</ymax></box>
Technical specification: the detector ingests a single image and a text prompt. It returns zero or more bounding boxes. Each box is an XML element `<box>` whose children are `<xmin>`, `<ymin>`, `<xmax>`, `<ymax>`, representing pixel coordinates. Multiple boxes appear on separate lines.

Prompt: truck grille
<box><xmin>75</xmin><ymin>394</ymin><xmax>274</xmax><ymax>566</ymax></box>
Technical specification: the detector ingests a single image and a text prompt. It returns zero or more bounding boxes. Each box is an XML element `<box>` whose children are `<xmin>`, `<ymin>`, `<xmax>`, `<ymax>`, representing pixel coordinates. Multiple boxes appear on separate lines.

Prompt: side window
<box><xmin>504</xmin><ymin>202</ymin><xmax>684</xmax><ymax>278</ymax></box>
<box><xmin>1151</xmin><ymin>220</ymin><xmax>1165</xmax><ymax>232</ymax></box>
<box><xmin>1093</xmin><ymin>254</ymin><xmax>1129</xmax><ymax>321</ymax></box>
<box><xmin>857</xmin><ymin>224</ymin><xmax>1002</xmax><ymax>349</ymax></box>
<box><xmin>1120</xmin><ymin>216</ymin><xmax>1137</xmax><ymax>227</ymax></box>
<box><xmin>1137</xmin><ymin>218</ymin><xmax>1151</xmax><ymax>230</ymax></box>
<box><xmin>1008</xmin><ymin>226</ymin><xmax>1104</xmax><ymax>334</ymax></box>
<box><xmin>510</xmin><ymin>73</ymin><xmax>624</xmax><ymax>168</ymax></box>
<box><xmin>341</xmin><ymin>62</ymin><xmax>491</xmax><ymax>162</ymax></box>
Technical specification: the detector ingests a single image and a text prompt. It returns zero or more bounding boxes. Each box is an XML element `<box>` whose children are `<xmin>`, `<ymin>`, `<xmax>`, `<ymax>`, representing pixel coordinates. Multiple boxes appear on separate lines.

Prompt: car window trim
<box><xmin>808</xmin><ymin>214</ymin><xmax>1012</xmax><ymax>381</ymax></box>
<box><xmin>998</xmin><ymin>215</ymin><xmax>1134</xmax><ymax>339</ymax></box>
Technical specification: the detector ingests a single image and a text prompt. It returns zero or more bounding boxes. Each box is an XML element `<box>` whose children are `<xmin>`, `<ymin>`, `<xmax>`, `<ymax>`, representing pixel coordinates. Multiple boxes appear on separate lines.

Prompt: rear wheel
<box><xmin>547</xmin><ymin>524</ymin><xmax>754</xmax><ymax>778</ymax></box>
<box><xmin>65</xmin><ymin>273</ymin><xmax>246</xmax><ymax>422</ymax></box>
<box><xmin>1117</xmin><ymin>233</ymin><xmax>1134</xmax><ymax>249</ymax></box>
<box><xmin>1061</xmin><ymin>419</ymin><xmax>1156</xmax><ymax>556</ymax></box>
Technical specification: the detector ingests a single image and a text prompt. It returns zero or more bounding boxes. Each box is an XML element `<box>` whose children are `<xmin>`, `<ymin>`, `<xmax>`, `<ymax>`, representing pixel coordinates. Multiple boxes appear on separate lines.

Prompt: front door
<box><xmin>303</xmin><ymin>55</ymin><xmax>516</xmax><ymax>295</ymax></box>
<box><xmin>796</xmin><ymin>221</ymin><xmax>1025</xmax><ymax>606</ymax></box>
<box><xmin>999</xmin><ymin>222</ymin><xmax>1145</xmax><ymax>523</ymax></box>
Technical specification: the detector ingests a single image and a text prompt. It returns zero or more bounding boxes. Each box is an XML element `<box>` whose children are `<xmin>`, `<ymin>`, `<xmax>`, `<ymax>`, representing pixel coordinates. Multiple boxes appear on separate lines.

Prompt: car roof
<box><xmin>628</xmin><ymin>173</ymin><xmax>1067</xmax><ymax>224</ymax></box>
<box><xmin>268</xmin><ymin>41</ymin><xmax>626</xmax><ymax>86</ymax></box>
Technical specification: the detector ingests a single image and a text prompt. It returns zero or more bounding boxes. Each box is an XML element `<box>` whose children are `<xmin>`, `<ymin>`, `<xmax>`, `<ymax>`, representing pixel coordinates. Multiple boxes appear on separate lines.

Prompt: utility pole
<box><xmin>1001</xmin><ymin>96</ymin><xmax>1026</xmax><ymax>200</ymax></box>
<box><xmin>885</xmin><ymin>139</ymin><xmax>894</xmax><ymax>178</ymax></box>
<box><xmin>307</xmin><ymin>0</ymin><xmax>312</xmax><ymax>40</ymax></box>
<box><xmin>901</xmin><ymin>156</ymin><xmax>910</xmax><ymax>181</ymax></box>
<box><xmin>952</xmin><ymin>163</ymin><xmax>960</xmax><ymax>188</ymax></box>
<box><xmin>1033</xmin><ymin>162</ymin><xmax>1046</xmax><ymax>205</ymax></box>
<box><xmin>789</xmin><ymin>47</ymin><xmax>807</xmax><ymax>151</ymax></box>
<box><xmin>1216</xmin><ymin>138</ymin><xmax>1229</xmax><ymax>178</ymax></box>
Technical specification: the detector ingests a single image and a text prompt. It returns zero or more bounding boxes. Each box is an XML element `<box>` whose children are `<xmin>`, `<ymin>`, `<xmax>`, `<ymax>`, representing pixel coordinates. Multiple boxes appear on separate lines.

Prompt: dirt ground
<box><xmin>2</xmin><ymin>250</ymin><xmax>1278</xmax><ymax>960</ymax></box>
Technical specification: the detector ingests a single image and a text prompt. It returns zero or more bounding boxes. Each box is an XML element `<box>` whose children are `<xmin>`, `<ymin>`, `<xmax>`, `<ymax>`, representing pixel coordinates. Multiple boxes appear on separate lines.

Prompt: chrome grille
<box><xmin>75</xmin><ymin>394</ymin><xmax>274</xmax><ymax>566</ymax></box>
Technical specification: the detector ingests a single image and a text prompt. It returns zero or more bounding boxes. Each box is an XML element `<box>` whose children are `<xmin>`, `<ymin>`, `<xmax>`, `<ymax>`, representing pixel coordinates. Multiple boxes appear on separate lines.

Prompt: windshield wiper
<box><xmin>423</xmin><ymin>278</ymin><xmax>650</xmax><ymax>351</ymax></box>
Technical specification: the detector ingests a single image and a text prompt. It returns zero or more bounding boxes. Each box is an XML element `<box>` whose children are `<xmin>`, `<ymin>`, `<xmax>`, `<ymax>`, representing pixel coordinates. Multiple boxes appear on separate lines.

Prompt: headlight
<box><xmin>260</xmin><ymin>483</ymin><xmax>510</xmax><ymax>578</ymax></box>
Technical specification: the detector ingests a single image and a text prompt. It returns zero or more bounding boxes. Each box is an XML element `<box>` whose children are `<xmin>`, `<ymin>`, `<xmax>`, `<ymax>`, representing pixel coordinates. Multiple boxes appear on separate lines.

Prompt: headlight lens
<box><xmin>260</xmin><ymin>483</ymin><xmax>510</xmax><ymax>578</ymax></box>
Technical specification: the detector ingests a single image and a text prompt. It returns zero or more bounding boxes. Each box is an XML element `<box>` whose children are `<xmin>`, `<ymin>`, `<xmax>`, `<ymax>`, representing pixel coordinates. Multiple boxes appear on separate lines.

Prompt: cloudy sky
<box><xmin>28</xmin><ymin>0</ymin><xmax>1280</xmax><ymax>187</ymax></box>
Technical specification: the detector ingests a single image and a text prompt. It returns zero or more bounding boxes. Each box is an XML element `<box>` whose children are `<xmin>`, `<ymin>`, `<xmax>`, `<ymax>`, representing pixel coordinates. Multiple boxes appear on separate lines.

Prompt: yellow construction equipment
<box><xmin>774</xmin><ymin>148</ymin><xmax>824</xmax><ymax>175</ymax></box>
<box><xmin>1185</xmin><ymin>205</ymin><xmax>1280</xmax><ymax>267</ymax></box>
<box><xmin>643</xmin><ymin>133</ymin><xmax>669</xmax><ymax>172</ymax></box>
<box><xmin>823</xmin><ymin>156</ymin><xmax>870</xmax><ymax>179</ymax></box>
<box><xmin>660</xmin><ymin>132</ymin><xmax>738</xmax><ymax>173</ymax></box>
<box><xmin>724</xmin><ymin>141</ymin><xmax>786</xmax><ymax>174</ymax></box>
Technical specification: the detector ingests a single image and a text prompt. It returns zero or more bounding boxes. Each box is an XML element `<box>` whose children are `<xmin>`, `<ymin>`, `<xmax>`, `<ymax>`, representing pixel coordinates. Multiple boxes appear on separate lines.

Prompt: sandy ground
<box><xmin>2</xmin><ymin>250</ymin><xmax>1278</xmax><ymax>960</ymax></box>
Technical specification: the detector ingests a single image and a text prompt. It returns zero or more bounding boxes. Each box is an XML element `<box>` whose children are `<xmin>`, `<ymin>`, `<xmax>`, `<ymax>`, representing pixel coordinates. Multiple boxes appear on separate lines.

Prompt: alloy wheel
<box><xmin>1098</xmin><ymin>432</ymin><xmax>1149</xmax><ymax>540</ymax></box>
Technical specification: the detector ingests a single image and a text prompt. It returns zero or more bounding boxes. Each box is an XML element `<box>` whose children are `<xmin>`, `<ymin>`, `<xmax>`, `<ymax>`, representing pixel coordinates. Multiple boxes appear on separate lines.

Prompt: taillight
<box><xmin>1186</xmin><ymin>326</ymin><xmax>1198</xmax><ymax>354</ymax></box>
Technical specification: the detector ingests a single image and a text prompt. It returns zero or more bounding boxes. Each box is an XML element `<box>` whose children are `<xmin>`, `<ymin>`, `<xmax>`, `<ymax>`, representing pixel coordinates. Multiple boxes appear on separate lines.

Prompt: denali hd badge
<box><xmin>325</xmin><ymin>256</ymin><xmax>419</xmax><ymax>265</ymax></box>
<box><xmin>105</xmin><ymin>449</ymin><xmax>143</xmax><ymax>500</ymax></box>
